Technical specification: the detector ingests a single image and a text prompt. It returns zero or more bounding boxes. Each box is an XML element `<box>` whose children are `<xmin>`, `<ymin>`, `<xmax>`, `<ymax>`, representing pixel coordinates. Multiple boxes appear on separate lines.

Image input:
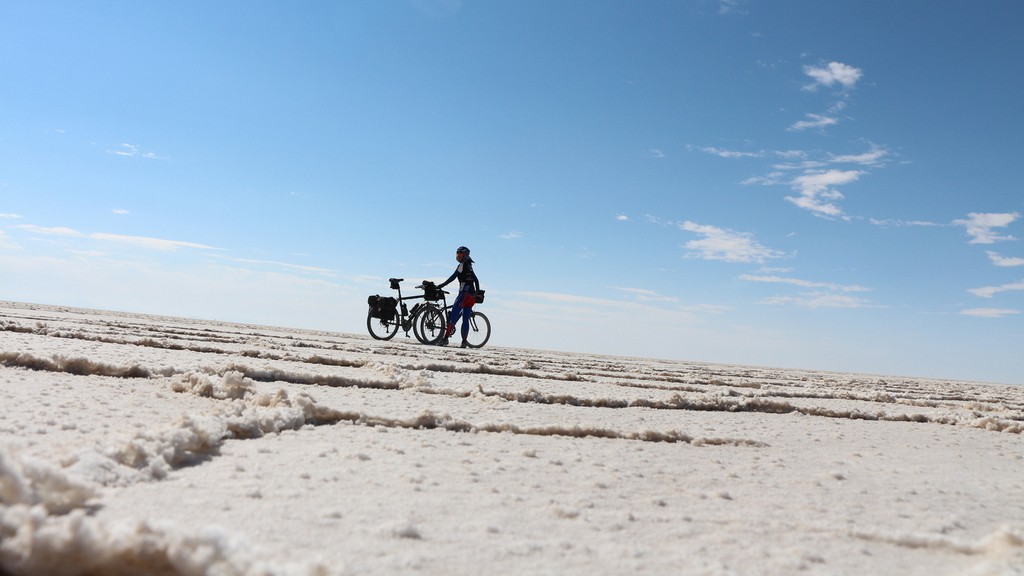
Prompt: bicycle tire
<box><xmin>416</xmin><ymin>306</ymin><xmax>448</xmax><ymax>345</ymax></box>
<box><xmin>411</xmin><ymin>304</ymin><xmax>434</xmax><ymax>344</ymax></box>
<box><xmin>463</xmin><ymin>311</ymin><xmax>491</xmax><ymax>348</ymax></box>
<box><xmin>367</xmin><ymin>311</ymin><xmax>400</xmax><ymax>340</ymax></box>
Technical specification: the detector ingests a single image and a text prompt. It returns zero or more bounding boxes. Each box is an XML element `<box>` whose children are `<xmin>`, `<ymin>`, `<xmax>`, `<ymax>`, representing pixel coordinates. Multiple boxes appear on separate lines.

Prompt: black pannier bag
<box><xmin>421</xmin><ymin>280</ymin><xmax>443</xmax><ymax>301</ymax></box>
<box><xmin>474</xmin><ymin>289</ymin><xmax>485</xmax><ymax>304</ymax></box>
<box><xmin>367</xmin><ymin>295</ymin><xmax>397</xmax><ymax>321</ymax></box>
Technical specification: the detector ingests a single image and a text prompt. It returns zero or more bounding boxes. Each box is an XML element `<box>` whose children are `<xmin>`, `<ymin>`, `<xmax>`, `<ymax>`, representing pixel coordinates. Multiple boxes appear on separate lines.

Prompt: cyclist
<box><xmin>437</xmin><ymin>245</ymin><xmax>480</xmax><ymax>347</ymax></box>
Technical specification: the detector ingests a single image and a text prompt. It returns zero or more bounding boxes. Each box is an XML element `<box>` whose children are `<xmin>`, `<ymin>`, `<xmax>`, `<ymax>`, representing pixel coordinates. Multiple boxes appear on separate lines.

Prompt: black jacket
<box><xmin>440</xmin><ymin>257</ymin><xmax>479</xmax><ymax>293</ymax></box>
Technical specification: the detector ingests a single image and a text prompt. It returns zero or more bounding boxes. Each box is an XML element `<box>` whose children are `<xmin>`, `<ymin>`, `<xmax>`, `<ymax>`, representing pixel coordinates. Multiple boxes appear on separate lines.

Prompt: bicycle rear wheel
<box><xmin>367</xmin><ymin>312</ymin><xmax>399</xmax><ymax>340</ymax></box>
<box><xmin>416</xmin><ymin>306</ymin><xmax>447</xmax><ymax>345</ymax></box>
<box><xmin>463</xmin><ymin>311</ymin><xmax>491</xmax><ymax>348</ymax></box>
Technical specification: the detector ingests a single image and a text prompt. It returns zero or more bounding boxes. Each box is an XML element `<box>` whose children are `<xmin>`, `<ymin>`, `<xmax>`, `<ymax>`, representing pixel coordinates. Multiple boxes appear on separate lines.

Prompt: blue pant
<box><xmin>448</xmin><ymin>288</ymin><xmax>474</xmax><ymax>339</ymax></box>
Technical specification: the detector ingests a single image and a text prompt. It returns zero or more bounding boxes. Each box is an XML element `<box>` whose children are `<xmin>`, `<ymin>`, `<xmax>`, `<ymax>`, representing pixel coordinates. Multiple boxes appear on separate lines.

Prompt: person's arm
<box><xmin>437</xmin><ymin>270</ymin><xmax>458</xmax><ymax>289</ymax></box>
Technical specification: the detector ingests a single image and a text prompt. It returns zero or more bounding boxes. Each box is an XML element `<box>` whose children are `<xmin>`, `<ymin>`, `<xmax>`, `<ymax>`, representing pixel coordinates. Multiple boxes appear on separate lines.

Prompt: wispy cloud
<box><xmin>0</xmin><ymin>230</ymin><xmax>17</xmax><ymax>249</ymax></box>
<box><xmin>17</xmin><ymin>224</ymin><xmax>82</xmax><ymax>236</ymax></box>
<box><xmin>953</xmin><ymin>212</ymin><xmax>1019</xmax><ymax>244</ymax></box>
<box><xmin>698</xmin><ymin>147</ymin><xmax>808</xmax><ymax>161</ymax></box>
<box><xmin>113</xmin><ymin>209</ymin><xmax>130</xmax><ymax>215</ymax></box>
<box><xmin>716</xmin><ymin>0</ymin><xmax>746</xmax><ymax>15</ymax></box>
<box><xmin>785</xmin><ymin>169</ymin><xmax>862</xmax><ymax>218</ymax></box>
<box><xmin>802</xmin><ymin>61</ymin><xmax>863</xmax><ymax>91</ymax></box>
<box><xmin>615</xmin><ymin>214</ymin><xmax>629</xmax><ymax>222</ymax></box>
<box><xmin>612</xmin><ymin>287</ymin><xmax>679</xmax><ymax>303</ymax></box>
<box><xmin>500</xmin><ymin>231</ymin><xmax>522</xmax><ymax>239</ymax></box>
<box><xmin>741</xmin><ymin>171</ymin><xmax>786</xmax><ymax>186</ymax></box>
<box><xmin>959</xmin><ymin>308</ymin><xmax>1020</xmax><ymax>318</ymax></box>
<box><xmin>517</xmin><ymin>291</ymin><xmax>636</xmax><ymax>308</ymax></box>
<box><xmin>762</xmin><ymin>293</ymin><xmax>875</xmax><ymax>309</ymax></box>
<box><xmin>107</xmin><ymin>143</ymin><xmax>167</xmax><ymax>160</ymax></box>
<box><xmin>787</xmin><ymin>113</ymin><xmax>838</xmax><ymax>131</ymax></box>
<box><xmin>701</xmin><ymin>146</ymin><xmax>762</xmax><ymax>159</ymax></box>
<box><xmin>968</xmin><ymin>280</ymin><xmax>1024</xmax><ymax>299</ymax></box>
<box><xmin>89</xmin><ymin>232</ymin><xmax>221</xmax><ymax>252</ymax></box>
<box><xmin>986</xmin><ymin>251</ymin><xmax>1024</xmax><ymax>267</ymax></box>
<box><xmin>516</xmin><ymin>289</ymin><xmax>726</xmax><ymax>317</ymax></box>
<box><xmin>649</xmin><ymin>148</ymin><xmax>665</xmax><ymax>159</ymax></box>
<box><xmin>18</xmin><ymin>224</ymin><xmax>222</xmax><ymax>252</ymax></box>
<box><xmin>679</xmin><ymin>221</ymin><xmax>784</xmax><ymax>263</ymax></box>
<box><xmin>740</xmin><ymin>274</ymin><xmax>870</xmax><ymax>293</ymax></box>
<box><xmin>1</xmin><ymin>213</ymin><xmax>23</xmax><ymax>219</ymax></box>
<box><xmin>226</xmin><ymin>257</ymin><xmax>334</xmax><ymax>276</ymax></box>
<box><xmin>869</xmin><ymin>218</ymin><xmax>943</xmax><ymax>228</ymax></box>
<box><xmin>830</xmin><ymin>146</ymin><xmax>888</xmax><ymax>166</ymax></box>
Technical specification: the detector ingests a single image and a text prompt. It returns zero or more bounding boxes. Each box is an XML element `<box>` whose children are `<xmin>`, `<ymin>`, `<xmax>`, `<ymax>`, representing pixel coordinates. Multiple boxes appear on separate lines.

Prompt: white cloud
<box><xmin>717</xmin><ymin>0</ymin><xmax>746</xmax><ymax>15</ymax></box>
<box><xmin>741</xmin><ymin>172</ymin><xmax>786</xmax><ymax>186</ymax></box>
<box><xmin>1</xmin><ymin>213</ymin><xmax>23</xmax><ymax>219</ymax></box>
<box><xmin>828</xmin><ymin>100</ymin><xmax>848</xmax><ymax>113</ymax></box>
<box><xmin>515</xmin><ymin>290</ymin><xmax>726</xmax><ymax>319</ymax></box>
<box><xmin>869</xmin><ymin>218</ymin><xmax>942</xmax><ymax>228</ymax></box>
<box><xmin>785</xmin><ymin>169</ymin><xmax>862</xmax><ymax>218</ymax></box>
<box><xmin>953</xmin><ymin>212</ymin><xmax>1019</xmax><ymax>244</ymax></box>
<box><xmin>612</xmin><ymin>287</ymin><xmax>679</xmax><ymax>303</ymax></box>
<box><xmin>830</xmin><ymin>146</ymin><xmax>888</xmax><ymax>166</ymax></box>
<box><xmin>615</xmin><ymin>214</ymin><xmax>629</xmax><ymax>222</ymax></box>
<box><xmin>701</xmin><ymin>146</ymin><xmax>762</xmax><ymax>159</ymax></box>
<box><xmin>787</xmin><ymin>113</ymin><xmax>838</xmax><ymax>131</ymax></box>
<box><xmin>679</xmin><ymin>221</ymin><xmax>784</xmax><ymax>264</ymax></box>
<box><xmin>775</xmin><ymin>160</ymin><xmax>830</xmax><ymax>171</ymax></box>
<box><xmin>803</xmin><ymin>61</ymin><xmax>863</xmax><ymax>91</ymax></box>
<box><xmin>740</xmin><ymin>274</ymin><xmax>870</xmax><ymax>293</ymax></box>
<box><xmin>649</xmin><ymin>148</ymin><xmax>666</xmax><ymax>159</ymax></box>
<box><xmin>987</xmin><ymin>251</ymin><xmax>1024</xmax><ymax>267</ymax></box>
<box><xmin>762</xmin><ymin>293</ymin><xmax>875</xmax><ymax>309</ymax></box>
<box><xmin>223</xmin><ymin>257</ymin><xmax>335</xmax><ymax>276</ymax></box>
<box><xmin>968</xmin><ymin>280</ymin><xmax>1024</xmax><ymax>299</ymax></box>
<box><xmin>107</xmin><ymin>143</ymin><xmax>167</xmax><ymax>160</ymax></box>
<box><xmin>16</xmin><ymin>224</ymin><xmax>221</xmax><ymax>253</ymax></box>
<box><xmin>0</xmin><ymin>230</ymin><xmax>18</xmax><ymax>249</ymax></box>
<box><xmin>959</xmin><ymin>308</ymin><xmax>1020</xmax><ymax>318</ymax></box>
<box><xmin>499</xmin><ymin>231</ymin><xmax>522</xmax><ymax>239</ymax></box>
<box><xmin>517</xmin><ymin>291</ymin><xmax>639</xmax><ymax>309</ymax></box>
<box><xmin>113</xmin><ymin>209</ymin><xmax>130</xmax><ymax>215</ymax></box>
<box><xmin>89</xmin><ymin>233</ymin><xmax>222</xmax><ymax>252</ymax></box>
<box><xmin>17</xmin><ymin>224</ymin><xmax>82</xmax><ymax>236</ymax></box>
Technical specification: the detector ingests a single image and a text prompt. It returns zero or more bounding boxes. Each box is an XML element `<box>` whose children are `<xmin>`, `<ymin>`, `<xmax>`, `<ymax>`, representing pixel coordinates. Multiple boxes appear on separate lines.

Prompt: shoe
<box><xmin>460</xmin><ymin>340</ymin><xmax>469</xmax><ymax>348</ymax></box>
<box><xmin>445</xmin><ymin>324</ymin><xmax>456</xmax><ymax>337</ymax></box>
<box><xmin>437</xmin><ymin>337</ymin><xmax>449</xmax><ymax>346</ymax></box>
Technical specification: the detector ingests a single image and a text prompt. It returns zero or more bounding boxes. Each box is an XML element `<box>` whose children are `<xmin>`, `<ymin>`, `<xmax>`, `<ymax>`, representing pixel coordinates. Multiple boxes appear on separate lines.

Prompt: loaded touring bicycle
<box><xmin>367</xmin><ymin>278</ymin><xmax>490</xmax><ymax>347</ymax></box>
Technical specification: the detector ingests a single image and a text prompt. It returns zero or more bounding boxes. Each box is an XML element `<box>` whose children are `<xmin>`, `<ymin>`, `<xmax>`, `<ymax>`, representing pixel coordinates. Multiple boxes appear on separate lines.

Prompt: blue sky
<box><xmin>2</xmin><ymin>0</ymin><xmax>1022</xmax><ymax>384</ymax></box>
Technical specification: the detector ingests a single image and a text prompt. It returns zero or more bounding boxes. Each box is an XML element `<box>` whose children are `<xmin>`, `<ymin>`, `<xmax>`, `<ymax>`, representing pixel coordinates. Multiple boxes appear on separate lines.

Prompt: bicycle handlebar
<box><xmin>415</xmin><ymin>282</ymin><xmax>448</xmax><ymax>294</ymax></box>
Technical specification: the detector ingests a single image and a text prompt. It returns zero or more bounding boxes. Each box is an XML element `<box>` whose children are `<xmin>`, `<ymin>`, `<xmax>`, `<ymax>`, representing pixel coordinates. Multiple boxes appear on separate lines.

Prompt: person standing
<box><xmin>437</xmin><ymin>246</ymin><xmax>479</xmax><ymax>347</ymax></box>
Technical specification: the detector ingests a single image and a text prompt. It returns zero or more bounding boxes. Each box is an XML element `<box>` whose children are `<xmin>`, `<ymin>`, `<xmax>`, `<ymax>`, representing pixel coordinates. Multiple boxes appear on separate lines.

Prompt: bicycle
<box><xmin>366</xmin><ymin>278</ymin><xmax>448</xmax><ymax>342</ymax></box>
<box><xmin>415</xmin><ymin>290</ymin><xmax>491</xmax><ymax>348</ymax></box>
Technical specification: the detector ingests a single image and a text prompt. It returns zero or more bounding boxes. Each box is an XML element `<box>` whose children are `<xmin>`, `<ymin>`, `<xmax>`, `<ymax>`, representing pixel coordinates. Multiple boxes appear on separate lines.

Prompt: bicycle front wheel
<box><xmin>367</xmin><ymin>312</ymin><xmax>399</xmax><ymax>340</ymax></box>
<box><xmin>412</xmin><ymin>305</ymin><xmax>437</xmax><ymax>344</ymax></box>
<box><xmin>416</xmin><ymin>306</ymin><xmax>447</xmax><ymax>345</ymax></box>
<box><xmin>463</xmin><ymin>311</ymin><xmax>491</xmax><ymax>348</ymax></box>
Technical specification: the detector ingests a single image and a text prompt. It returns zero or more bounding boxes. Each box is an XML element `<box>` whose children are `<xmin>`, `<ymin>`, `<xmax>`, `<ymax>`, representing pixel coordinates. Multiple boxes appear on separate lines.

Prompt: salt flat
<box><xmin>1</xmin><ymin>301</ymin><xmax>1022</xmax><ymax>575</ymax></box>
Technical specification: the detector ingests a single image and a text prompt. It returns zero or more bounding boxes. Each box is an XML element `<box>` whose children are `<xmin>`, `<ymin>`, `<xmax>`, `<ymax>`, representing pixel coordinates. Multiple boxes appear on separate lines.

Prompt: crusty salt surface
<box><xmin>2</xmin><ymin>301</ymin><xmax>1022</xmax><ymax>575</ymax></box>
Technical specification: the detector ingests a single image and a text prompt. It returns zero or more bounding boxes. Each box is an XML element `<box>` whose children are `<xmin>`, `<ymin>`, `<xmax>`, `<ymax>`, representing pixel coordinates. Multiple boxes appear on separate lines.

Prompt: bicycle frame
<box><xmin>371</xmin><ymin>278</ymin><xmax>448</xmax><ymax>339</ymax></box>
